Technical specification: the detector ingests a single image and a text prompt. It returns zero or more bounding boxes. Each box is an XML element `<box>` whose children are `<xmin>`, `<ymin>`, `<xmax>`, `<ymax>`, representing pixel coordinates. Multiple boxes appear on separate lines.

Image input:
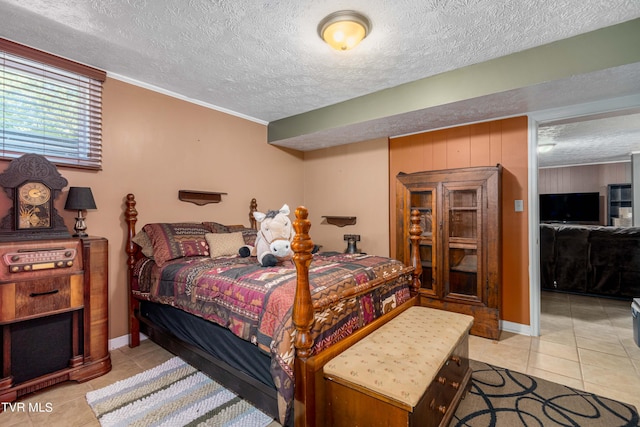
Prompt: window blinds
<box><xmin>0</xmin><ymin>39</ymin><xmax>106</xmax><ymax>170</ymax></box>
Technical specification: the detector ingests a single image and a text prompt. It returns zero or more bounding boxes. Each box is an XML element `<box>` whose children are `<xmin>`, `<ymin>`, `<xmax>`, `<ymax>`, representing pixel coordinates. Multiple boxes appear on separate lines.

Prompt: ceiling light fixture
<box><xmin>318</xmin><ymin>10</ymin><xmax>371</xmax><ymax>51</ymax></box>
<box><xmin>537</xmin><ymin>143</ymin><xmax>556</xmax><ymax>153</ymax></box>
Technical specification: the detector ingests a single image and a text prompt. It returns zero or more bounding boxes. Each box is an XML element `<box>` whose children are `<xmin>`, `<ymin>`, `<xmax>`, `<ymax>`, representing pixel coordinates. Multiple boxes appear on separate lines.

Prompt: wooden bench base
<box><xmin>323</xmin><ymin>307</ymin><xmax>473</xmax><ymax>427</ymax></box>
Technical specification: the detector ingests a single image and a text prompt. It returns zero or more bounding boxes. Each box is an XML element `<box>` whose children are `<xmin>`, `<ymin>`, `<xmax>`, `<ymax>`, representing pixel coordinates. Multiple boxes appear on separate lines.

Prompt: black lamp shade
<box><xmin>65</xmin><ymin>187</ymin><xmax>97</xmax><ymax>210</ymax></box>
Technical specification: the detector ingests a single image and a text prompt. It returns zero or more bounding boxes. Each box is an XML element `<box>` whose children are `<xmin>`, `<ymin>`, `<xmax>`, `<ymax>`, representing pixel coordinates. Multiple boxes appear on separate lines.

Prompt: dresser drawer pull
<box><xmin>451</xmin><ymin>381</ymin><xmax>460</xmax><ymax>390</ymax></box>
<box><xmin>437</xmin><ymin>376</ymin><xmax>447</xmax><ymax>385</ymax></box>
<box><xmin>29</xmin><ymin>289</ymin><xmax>59</xmax><ymax>297</ymax></box>
<box><xmin>450</xmin><ymin>356</ymin><xmax>461</xmax><ymax>365</ymax></box>
<box><xmin>429</xmin><ymin>398</ymin><xmax>447</xmax><ymax>415</ymax></box>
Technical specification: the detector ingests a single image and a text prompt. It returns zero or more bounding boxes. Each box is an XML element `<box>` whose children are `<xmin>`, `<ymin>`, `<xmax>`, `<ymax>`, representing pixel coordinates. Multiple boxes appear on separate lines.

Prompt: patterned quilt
<box><xmin>132</xmin><ymin>252</ymin><xmax>413</xmax><ymax>424</ymax></box>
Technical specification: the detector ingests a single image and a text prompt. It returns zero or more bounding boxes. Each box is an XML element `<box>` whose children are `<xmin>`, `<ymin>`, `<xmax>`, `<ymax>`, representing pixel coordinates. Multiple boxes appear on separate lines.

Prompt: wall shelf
<box><xmin>322</xmin><ymin>216</ymin><xmax>357</xmax><ymax>227</ymax></box>
<box><xmin>178</xmin><ymin>190</ymin><xmax>227</xmax><ymax>205</ymax></box>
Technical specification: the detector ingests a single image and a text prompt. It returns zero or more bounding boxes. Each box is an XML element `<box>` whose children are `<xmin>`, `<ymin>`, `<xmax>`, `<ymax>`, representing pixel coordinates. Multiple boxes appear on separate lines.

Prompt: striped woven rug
<box><xmin>86</xmin><ymin>357</ymin><xmax>274</xmax><ymax>427</ymax></box>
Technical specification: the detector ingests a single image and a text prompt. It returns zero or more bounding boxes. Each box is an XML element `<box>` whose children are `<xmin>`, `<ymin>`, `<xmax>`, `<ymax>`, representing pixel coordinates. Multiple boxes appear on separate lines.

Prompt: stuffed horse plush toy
<box><xmin>239</xmin><ymin>204</ymin><xmax>294</xmax><ymax>267</ymax></box>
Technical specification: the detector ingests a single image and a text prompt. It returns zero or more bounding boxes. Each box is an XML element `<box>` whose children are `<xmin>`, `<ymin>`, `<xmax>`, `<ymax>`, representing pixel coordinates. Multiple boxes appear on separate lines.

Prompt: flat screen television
<box><xmin>539</xmin><ymin>192</ymin><xmax>600</xmax><ymax>224</ymax></box>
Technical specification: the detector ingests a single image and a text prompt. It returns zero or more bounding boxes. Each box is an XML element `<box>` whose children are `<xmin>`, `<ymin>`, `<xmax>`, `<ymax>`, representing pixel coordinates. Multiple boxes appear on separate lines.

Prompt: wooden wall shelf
<box><xmin>322</xmin><ymin>216</ymin><xmax>357</xmax><ymax>227</ymax></box>
<box><xmin>178</xmin><ymin>190</ymin><xmax>227</xmax><ymax>205</ymax></box>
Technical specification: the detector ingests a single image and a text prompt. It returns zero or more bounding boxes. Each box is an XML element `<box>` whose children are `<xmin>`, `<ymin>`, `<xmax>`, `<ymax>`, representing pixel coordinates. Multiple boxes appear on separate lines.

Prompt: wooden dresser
<box><xmin>0</xmin><ymin>236</ymin><xmax>111</xmax><ymax>402</ymax></box>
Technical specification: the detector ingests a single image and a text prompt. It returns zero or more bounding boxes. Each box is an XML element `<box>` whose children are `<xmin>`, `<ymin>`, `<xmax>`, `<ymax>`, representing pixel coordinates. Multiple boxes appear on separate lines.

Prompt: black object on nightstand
<box><xmin>344</xmin><ymin>234</ymin><xmax>361</xmax><ymax>254</ymax></box>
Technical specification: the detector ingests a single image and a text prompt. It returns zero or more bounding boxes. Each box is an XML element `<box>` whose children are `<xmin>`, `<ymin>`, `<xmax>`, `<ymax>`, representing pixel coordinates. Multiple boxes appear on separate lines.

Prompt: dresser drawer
<box><xmin>0</xmin><ymin>274</ymin><xmax>84</xmax><ymax>323</ymax></box>
<box><xmin>422</xmin><ymin>353</ymin><xmax>470</xmax><ymax>424</ymax></box>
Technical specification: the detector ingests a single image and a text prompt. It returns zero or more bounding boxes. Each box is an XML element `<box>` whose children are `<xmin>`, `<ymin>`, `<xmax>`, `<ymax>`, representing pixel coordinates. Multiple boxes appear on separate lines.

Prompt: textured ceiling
<box><xmin>1</xmin><ymin>0</ymin><xmax>640</xmax><ymax>165</ymax></box>
<box><xmin>539</xmin><ymin>110</ymin><xmax>640</xmax><ymax>168</ymax></box>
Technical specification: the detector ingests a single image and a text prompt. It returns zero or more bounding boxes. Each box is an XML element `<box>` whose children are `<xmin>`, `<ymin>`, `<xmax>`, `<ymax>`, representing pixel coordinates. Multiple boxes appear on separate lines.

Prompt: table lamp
<box><xmin>64</xmin><ymin>187</ymin><xmax>97</xmax><ymax>237</ymax></box>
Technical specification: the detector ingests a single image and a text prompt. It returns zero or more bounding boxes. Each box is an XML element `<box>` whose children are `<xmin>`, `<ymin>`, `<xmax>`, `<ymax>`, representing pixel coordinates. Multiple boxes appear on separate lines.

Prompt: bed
<box><xmin>124</xmin><ymin>194</ymin><xmax>423</xmax><ymax>426</ymax></box>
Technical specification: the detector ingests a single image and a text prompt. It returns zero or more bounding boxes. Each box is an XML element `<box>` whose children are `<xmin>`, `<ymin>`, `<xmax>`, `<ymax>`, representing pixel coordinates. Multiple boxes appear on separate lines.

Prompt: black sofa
<box><xmin>540</xmin><ymin>224</ymin><xmax>640</xmax><ymax>299</ymax></box>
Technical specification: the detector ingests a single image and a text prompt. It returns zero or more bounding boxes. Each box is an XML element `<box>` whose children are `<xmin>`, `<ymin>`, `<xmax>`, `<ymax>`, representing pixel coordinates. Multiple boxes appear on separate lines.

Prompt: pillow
<box><xmin>202</xmin><ymin>221</ymin><xmax>230</xmax><ymax>233</ymax></box>
<box><xmin>203</xmin><ymin>222</ymin><xmax>258</xmax><ymax>247</ymax></box>
<box><xmin>131</xmin><ymin>230</ymin><xmax>154</xmax><ymax>258</ymax></box>
<box><xmin>227</xmin><ymin>225</ymin><xmax>258</xmax><ymax>247</ymax></box>
<box><xmin>142</xmin><ymin>222</ymin><xmax>210</xmax><ymax>266</ymax></box>
<box><xmin>205</xmin><ymin>232</ymin><xmax>245</xmax><ymax>258</ymax></box>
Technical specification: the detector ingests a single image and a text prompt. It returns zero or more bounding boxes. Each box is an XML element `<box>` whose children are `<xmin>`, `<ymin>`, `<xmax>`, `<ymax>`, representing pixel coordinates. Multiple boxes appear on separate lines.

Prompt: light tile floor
<box><xmin>470</xmin><ymin>291</ymin><xmax>640</xmax><ymax>412</ymax></box>
<box><xmin>1</xmin><ymin>291</ymin><xmax>639</xmax><ymax>426</ymax></box>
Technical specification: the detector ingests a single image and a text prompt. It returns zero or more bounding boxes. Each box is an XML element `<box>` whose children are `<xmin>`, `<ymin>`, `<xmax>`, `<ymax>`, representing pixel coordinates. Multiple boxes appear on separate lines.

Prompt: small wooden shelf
<box><xmin>322</xmin><ymin>216</ymin><xmax>357</xmax><ymax>227</ymax></box>
<box><xmin>178</xmin><ymin>190</ymin><xmax>227</xmax><ymax>206</ymax></box>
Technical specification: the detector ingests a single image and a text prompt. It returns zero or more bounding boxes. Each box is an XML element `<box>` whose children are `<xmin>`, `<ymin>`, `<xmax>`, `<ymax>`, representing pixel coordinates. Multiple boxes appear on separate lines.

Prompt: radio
<box><xmin>0</xmin><ymin>239</ymin><xmax>82</xmax><ymax>281</ymax></box>
<box><xmin>3</xmin><ymin>247</ymin><xmax>77</xmax><ymax>273</ymax></box>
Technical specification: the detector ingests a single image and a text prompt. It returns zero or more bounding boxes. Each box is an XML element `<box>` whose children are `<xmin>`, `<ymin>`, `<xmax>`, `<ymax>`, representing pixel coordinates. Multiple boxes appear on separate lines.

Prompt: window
<box><xmin>0</xmin><ymin>39</ymin><xmax>106</xmax><ymax>170</ymax></box>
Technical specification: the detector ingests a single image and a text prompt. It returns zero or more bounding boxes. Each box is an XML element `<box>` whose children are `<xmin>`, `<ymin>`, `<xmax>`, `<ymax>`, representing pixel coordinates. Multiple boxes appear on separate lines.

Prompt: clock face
<box><xmin>17</xmin><ymin>182</ymin><xmax>52</xmax><ymax>229</ymax></box>
<box><xmin>19</xmin><ymin>182</ymin><xmax>51</xmax><ymax>205</ymax></box>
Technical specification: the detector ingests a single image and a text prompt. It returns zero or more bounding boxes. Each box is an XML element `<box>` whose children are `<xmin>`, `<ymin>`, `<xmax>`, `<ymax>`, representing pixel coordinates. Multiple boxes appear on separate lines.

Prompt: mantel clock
<box><xmin>0</xmin><ymin>153</ymin><xmax>71</xmax><ymax>241</ymax></box>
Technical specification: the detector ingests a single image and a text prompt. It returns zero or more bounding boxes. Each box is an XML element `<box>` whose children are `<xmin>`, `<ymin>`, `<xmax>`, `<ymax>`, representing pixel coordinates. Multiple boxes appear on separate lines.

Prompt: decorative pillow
<box><xmin>203</xmin><ymin>222</ymin><xmax>258</xmax><ymax>247</ymax></box>
<box><xmin>202</xmin><ymin>221</ymin><xmax>230</xmax><ymax>233</ymax></box>
<box><xmin>205</xmin><ymin>232</ymin><xmax>245</xmax><ymax>258</ymax></box>
<box><xmin>142</xmin><ymin>222</ymin><xmax>210</xmax><ymax>266</ymax></box>
<box><xmin>131</xmin><ymin>230</ymin><xmax>155</xmax><ymax>258</ymax></box>
<box><xmin>227</xmin><ymin>225</ymin><xmax>258</xmax><ymax>247</ymax></box>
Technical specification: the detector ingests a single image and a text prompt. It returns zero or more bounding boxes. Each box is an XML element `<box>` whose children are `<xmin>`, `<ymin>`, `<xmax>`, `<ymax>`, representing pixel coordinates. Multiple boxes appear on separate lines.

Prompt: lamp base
<box><xmin>73</xmin><ymin>212</ymin><xmax>88</xmax><ymax>238</ymax></box>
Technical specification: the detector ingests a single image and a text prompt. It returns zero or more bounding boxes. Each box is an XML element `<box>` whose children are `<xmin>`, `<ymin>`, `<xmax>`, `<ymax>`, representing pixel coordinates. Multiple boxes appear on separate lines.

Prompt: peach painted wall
<box><xmin>0</xmin><ymin>77</ymin><xmax>305</xmax><ymax>341</ymax></box>
<box><xmin>302</xmin><ymin>138</ymin><xmax>390</xmax><ymax>256</ymax></box>
<box><xmin>0</xmin><ymin>79</ymin><xmax>531</xmax><ymax>341</ymax></box>
<box><xmin>389</xmin><ymin>117</ymin><xmax>530</xmax><ymax>326</ymax></box>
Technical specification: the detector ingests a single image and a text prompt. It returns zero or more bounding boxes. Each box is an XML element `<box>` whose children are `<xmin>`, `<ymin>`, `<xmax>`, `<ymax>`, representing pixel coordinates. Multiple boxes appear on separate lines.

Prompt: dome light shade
<box><xmin>538</xmin><ymin>143</ymin><xmax>556</xmax><ymax>153</ymax></box>
<box><xmin>318</xmin><ymin>11</ymin><xmax>371</xmax><ymax>51</ymax></box>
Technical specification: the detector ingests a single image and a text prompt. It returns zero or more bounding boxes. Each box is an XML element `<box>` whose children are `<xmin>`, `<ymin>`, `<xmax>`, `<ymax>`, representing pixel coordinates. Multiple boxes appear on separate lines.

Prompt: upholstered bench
<box><xmin>323</xmin><ymin>306</ymin><xmax>474</xmax><ymax>427</ymax></box>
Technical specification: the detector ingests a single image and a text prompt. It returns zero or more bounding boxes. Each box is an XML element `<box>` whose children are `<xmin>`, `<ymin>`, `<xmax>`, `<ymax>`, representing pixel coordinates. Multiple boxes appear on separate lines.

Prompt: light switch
<box><xmin>514</xmin><ymin>200</ymin><xmax>524</xmax><ymax>212</ymax></box>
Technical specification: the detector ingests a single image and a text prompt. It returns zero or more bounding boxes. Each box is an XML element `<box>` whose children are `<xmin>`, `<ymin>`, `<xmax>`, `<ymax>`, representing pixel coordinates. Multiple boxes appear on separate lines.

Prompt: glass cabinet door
<box><xmin>443</xmin><ymin>184</ymin><xmax>483</xmax><ymax>302</ymax></box>
<box><xmin>410</xmin><ymin>189</ymin><xmax>437</xmax><ymax>295</ymax></box>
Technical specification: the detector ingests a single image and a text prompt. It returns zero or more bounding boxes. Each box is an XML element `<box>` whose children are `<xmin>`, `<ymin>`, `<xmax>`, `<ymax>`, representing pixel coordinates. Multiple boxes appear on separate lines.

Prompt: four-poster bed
<box><xmin>124</xmin><ymin>194</ymin><xmax>426</xmax><ymax>426</ymax></box>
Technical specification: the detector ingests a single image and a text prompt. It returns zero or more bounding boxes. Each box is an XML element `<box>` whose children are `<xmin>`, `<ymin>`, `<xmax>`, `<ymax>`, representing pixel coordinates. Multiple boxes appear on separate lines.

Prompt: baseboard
<box><xmin>108</xmin><ymin>333</ymin><xmax>148</xmax><ymax>351</ymax></box>
<box><xmin>500</xmin><ymin>320</ymin><xmax>531</xmax><ymax>336</ymax></box>
<box><xmin>108</xmin><ymin>322</ymin><xmax>530</xmax><ymax>350</ymax></box>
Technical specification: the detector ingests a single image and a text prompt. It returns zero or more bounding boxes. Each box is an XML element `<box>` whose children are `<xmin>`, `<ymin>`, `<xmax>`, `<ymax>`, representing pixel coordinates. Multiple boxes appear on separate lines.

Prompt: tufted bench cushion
<box><xmin>324</xmin><ymin>306</ymin><xmax>474</xmax><ymax>410</ymax></box>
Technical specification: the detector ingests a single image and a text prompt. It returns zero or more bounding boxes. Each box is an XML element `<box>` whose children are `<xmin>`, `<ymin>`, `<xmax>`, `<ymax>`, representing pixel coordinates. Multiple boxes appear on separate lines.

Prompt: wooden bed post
<box><xmin>125</xmin><ymin>194</ymin><xmax>141</xmax><ymax>347</ymax></box>
<box><xmin>409</xmin><ymin>209</ymin><xmax>423</xmax><ymax>294</ymax></box>
<box><xmin>249</xmin><ymin>198</ymin><xmax>258</xmax><ymax>230</ymax></box>
<box><xmin>291</xmin><ymin>206</ymin><xmax>315</xmax><ymax>427</ymax></box>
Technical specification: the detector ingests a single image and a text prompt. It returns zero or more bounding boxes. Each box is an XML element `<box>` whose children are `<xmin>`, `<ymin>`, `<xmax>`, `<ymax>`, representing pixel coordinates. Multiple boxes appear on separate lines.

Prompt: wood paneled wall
<box><xmin>539</xmin><ymin>163</ymin><xmax>631</xmax><ymax>194</ymax></box>
<box><xmin>389</xmin><ymin>116</ymin><xmax>530</xmax><ymax>326</ymax></box>
<box><xmin>539</xmin><ymin>163</ymin><xmax>631</xmax><ymax>226</ymax></box>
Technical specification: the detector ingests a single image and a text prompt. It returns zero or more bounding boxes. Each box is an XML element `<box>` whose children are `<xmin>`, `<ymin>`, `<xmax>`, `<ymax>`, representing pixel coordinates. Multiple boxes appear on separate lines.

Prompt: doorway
<box><xmin>528</xmin><ymin>94</ymin><xmax>640</xmax><ymax>336</ymax></box>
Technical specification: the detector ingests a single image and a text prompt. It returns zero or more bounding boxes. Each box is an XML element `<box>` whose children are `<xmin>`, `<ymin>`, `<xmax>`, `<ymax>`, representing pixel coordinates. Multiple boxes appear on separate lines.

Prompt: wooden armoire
<box><xmin>396</xmin><ymin>165</ymin><xmax>502</xmax><ymax>339</ymax></box>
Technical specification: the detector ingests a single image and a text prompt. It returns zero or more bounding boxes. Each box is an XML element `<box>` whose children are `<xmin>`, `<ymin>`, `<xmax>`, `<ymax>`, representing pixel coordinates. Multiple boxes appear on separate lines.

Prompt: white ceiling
<box><xmin>538</xmin><ymin>110</ymin><xmax>640</xmax><ymax>168</ymax></box>
<box><xmin>1</xmin><ymin>0</ymin><xmax>640</xmax><ymax>164</ymax></box>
